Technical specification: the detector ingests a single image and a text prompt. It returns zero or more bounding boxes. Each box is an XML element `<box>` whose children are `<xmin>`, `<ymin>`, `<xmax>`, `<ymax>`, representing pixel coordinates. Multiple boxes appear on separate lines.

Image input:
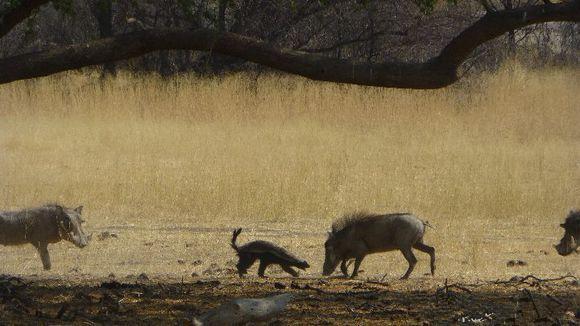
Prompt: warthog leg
<box><xmin>350</xmin><ymin>256</ymin><xmax>365</xmax><ymax>278</ymax></box>
<box><xmin>400</xmin><ymin>247</ymin><xmax>417</xmax><ymax>280</ymax></box>
<box><xmin>281</xmin><ymin>265</ymin><xmax>299</xmax><ymax>277</ymax></box>
<box><xmin>340</xmin><ymin>260</ymin><xmax>349</xmax><ymax>276</ymax></box>
<box><xmin>413</xmin><ymin>242</ymin><xmax>436</xmax><ymax>276</ymax></box>
<box><xmin>34</xmin><ymin>242</ymin><xmax>51</xmax><ymax>270</ymax></box>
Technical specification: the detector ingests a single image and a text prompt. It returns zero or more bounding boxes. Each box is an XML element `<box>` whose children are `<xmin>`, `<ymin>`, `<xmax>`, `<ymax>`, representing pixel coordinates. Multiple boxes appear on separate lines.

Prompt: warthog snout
<box><xmin>61</xmin><ymin>205</ymin><xmax>89</xmax><ymax>249</ymax></box>
<box><xmin>322</xmin><ymin>233</ymin><xmax>341</xmax><ymax>276</ymax></box>
<box><xmin>555</xmin><ymin>233</ymin><xmax>577</xmax><ymax>256</ymax></box>
<box><xmin>555</xmin><ymin>211</ymin><xmax>580</xmax><ymax>257</ymax></box>
<box><xmin>72</xmin><ymin>234</ymin><xmax>88</xmax><ymax>248</ymax></box>
<box><xmin>69</xmin><ymin>227</ymin><xmax>89</xmax><ymax>248</ymax></box>
<box><xmin>322</xmin><ymin>253</ymin><xmax>340</xmax><ymax>276</ymax></box>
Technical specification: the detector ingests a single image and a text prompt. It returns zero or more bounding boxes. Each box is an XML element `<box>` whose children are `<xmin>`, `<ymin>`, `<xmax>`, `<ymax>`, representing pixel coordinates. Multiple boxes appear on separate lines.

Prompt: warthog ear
<box><xmin>74</xmin><ymin>206</ymin><xmax>83</xmax><ymax>214</ymax></box>
<box><xmin>560</xmin><ymin>223</ymin><xmax>566</xmax><ymax>228</ymax></box>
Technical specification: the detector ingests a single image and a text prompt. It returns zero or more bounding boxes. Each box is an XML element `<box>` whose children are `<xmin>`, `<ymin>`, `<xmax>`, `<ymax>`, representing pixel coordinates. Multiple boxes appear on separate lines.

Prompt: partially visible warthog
<box><xmin>555</xmin><ymin>210</ymin><xmax>580</xmax><ymax>256</ymax></box>
<box><xmin>323</xmin><ymin>212</ymin><xmax>435</xmax><ymax>280</ymax></box>
<box><xmin>0</xmin><ymin>204</ymin><xmax>90</xmax><ymax>270</ymax></box>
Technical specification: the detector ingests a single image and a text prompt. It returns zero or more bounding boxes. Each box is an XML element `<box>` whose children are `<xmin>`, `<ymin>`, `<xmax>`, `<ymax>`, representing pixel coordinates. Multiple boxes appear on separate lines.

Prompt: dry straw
<box><xmin>0</xmin><ymin>63</ymin><xmax>578</xmax><ymax>279</ymax></box>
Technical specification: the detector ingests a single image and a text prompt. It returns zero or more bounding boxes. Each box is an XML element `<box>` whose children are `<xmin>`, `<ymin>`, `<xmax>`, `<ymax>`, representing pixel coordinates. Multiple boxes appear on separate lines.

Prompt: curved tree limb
<box><xmin>435</xmin><ymin>1</ymin><xmax>579</xmax><ymax>69</ymax></box>
<box><xmin>0</xmin><ymin>1</ymin><xmax>578</xmax><ymax>88</ymax></box>
<box><xmin>0</xmin><ymin>0</ymin><xmax>51</xmax><ymax>39</ymax></box>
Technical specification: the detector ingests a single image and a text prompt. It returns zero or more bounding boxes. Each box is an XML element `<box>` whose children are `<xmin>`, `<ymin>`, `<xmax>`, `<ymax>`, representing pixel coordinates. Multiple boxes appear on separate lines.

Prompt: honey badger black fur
<box><xmin>230</xmin><ymin>228</ymin><xmax>310</xmax><ymax>277</ymax></box>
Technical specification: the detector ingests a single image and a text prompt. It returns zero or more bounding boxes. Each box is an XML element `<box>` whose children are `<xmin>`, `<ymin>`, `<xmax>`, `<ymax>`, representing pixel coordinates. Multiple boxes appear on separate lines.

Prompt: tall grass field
<box><xmin>0</xmin><ymin>64</ymin><xmax>578</xmax><ymax>280</ymax></box>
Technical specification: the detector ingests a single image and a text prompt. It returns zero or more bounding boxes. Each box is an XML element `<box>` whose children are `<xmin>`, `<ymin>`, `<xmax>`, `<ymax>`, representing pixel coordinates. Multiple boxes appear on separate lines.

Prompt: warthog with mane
<box><xmin>555</xmin><ymin>209</ymin><xmax>580</xmax><ymax>256</ymax></box>
<box><xmin>0</xmin><ymin>204</ymin><xmax>89</xmax><ymax>270</ymax></box>
<box><xmin>323</xmin><ymin>212</ymin><xmax>435</xmax><ymax>279</ymax></box>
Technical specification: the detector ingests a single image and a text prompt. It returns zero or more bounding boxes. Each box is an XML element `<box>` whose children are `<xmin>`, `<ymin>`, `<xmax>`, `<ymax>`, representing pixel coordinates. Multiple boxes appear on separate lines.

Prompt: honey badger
<box><xmin>230</xmin><ymin>228</ymin><xmax>309</xmax><ymax>277</ymax></box>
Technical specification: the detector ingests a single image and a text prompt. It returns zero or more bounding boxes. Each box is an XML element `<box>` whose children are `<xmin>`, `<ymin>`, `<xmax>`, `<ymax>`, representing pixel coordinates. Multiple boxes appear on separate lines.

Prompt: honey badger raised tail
<box><xmin>231</xmin><ymin>228</ymin><xmax>243</xmax><ymax>252</ymax></box>
<box><xmin>230</xmin><ymin>228</ymin><xmax>309</xmax><ymax>278</ymax></box>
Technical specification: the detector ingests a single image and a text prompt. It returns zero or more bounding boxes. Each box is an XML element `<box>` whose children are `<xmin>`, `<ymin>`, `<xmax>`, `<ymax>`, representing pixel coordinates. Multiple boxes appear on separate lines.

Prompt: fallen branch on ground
<box><xmin>437</xmin><ymin>278</ymin><xmax>473</xmax><ymax>296</ymax></box>
<box><xmin>494</xmin><ymin>274</ymin><xmax>577</xmax><ymax>287</ymax></box>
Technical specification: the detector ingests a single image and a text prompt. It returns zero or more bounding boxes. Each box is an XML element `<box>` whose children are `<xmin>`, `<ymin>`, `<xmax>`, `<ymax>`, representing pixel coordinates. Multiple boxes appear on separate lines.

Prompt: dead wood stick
<box><xmin>55</xmin><ymin>303</ymin><xmax>69</xmax><ymax>319</ymax></box>
<box><xmin>496</xmin><ymin>274</ymin><xmax>577</xmax><ymax>285</ymax></box>
<box><xmin>448</xmin><ymin>284</ymin><xmax>473</xmax><ymax>294</ymax></box>
<box><xmin>438</xmin><ymin>279</ymin><xmax>472</xmax><ymax>294</ymax></box>
<box><xmin>290</xmin><ymin>282</ymin><xmax>328</xmax><ymax>294</ymax></box>
<box><xmin>365</xmin><ymin>279</ymin><xmax>389</xmax><ymax>287</ymax></box>
<box><xmin>523</xmin><ymin>289</ymin><xmax>541</xmax><ymax>319</ymax></box>
<box><xmin>379</xmin><ymin>273</ymin><xmax>388</xmax><ymax>283</ymax></box>
<box><xmin>546</xmin><ymin>294</ymin><xmax>563</xmax><ymax>306</ymax></box>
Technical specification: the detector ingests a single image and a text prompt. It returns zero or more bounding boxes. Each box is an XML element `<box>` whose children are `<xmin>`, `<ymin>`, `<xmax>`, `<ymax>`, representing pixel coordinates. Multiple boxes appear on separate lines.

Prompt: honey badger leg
<box><xmin>257</xmin><ymin>260</ymin><xmax>271</xmax><ymax>277</ymax></box>
<box><xmin>237</xmin><ymin>254</ymin><xmax>257</xmax><ymax>278</ymax></box>
<box><xmin>281</xmin><ymin>264</ymin><xmax>299</xmax><ymax>277</ymax></box>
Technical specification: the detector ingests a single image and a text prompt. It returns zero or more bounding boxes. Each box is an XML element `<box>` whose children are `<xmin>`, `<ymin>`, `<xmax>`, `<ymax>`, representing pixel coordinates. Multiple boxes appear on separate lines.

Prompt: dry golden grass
<box><xmin>0</xmin><ymin>63</ymin><xmax>578</xmax><ymax>280</ymax></box>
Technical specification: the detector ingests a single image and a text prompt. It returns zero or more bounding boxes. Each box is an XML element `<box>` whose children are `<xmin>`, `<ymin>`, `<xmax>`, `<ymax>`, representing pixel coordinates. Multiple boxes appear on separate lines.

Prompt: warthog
<box><xmin>0</xmin><ymin>204</ymin><xmax>90</xmax><ymax>270</ymax></box>
<box><xmin>323</xmin><ymin>212</ymin><xmax>435</xmax><ymax>279</ymax></box>
<box><xmin>231</xmin><ymin>228</ymin><xmax>310</xmax><ymax>277</ymax></box>
<box><xmin>555</xmin><ymin>210</ymin><xmax>580</xmax><ymax>256</ymax></box>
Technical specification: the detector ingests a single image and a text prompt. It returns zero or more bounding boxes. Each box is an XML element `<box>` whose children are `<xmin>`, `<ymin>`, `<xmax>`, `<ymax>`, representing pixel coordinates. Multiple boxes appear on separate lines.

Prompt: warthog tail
<box><xmin>231</xmin><ymin>228</ymin><xmax>243</xmax><ymax>252</ymax></box>
<box><xmin>422</xmin><ymin>220</ymin><xmax>434</xmax><ymax>229</ymax></box>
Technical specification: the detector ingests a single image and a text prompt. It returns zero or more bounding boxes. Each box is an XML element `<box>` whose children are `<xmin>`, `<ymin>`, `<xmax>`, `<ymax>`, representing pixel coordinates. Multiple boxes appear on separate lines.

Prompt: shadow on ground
<box><xmin>0</xmin><ymin>274</ymin><xmax>578</xmax><ymax>325</ymax></box>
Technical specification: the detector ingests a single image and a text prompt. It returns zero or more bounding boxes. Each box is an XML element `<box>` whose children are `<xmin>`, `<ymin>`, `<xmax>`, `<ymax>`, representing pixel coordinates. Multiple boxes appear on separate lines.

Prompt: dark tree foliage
<box><xmin>0</xmin><ymin>0</ymin><xmax>578</xmax><ymax>87</ymax></box>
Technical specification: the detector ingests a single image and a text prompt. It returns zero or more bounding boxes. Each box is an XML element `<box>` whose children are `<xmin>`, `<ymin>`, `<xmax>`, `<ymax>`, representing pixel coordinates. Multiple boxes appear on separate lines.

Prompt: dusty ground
<box><xmin>0</xmin><ymin>225</ymin><xmax>578</xmax><ymax>324</ymax></box>
<box><xmin>1</xmin><ymin>221</ymin><xmax>577</xmax><ymax>280</ymax></box>
<box><xmin>0</xmin><ymin>274</ymin><xmax>578</xmax><ymax>325</ymax></box>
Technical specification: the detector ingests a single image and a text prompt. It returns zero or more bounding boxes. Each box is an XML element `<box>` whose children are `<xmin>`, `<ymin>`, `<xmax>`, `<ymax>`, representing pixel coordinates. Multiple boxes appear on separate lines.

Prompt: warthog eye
<box><xmin>60</xmin><ymin>217</ymin><xmax>72</xmax><ymax>231</ymax></box>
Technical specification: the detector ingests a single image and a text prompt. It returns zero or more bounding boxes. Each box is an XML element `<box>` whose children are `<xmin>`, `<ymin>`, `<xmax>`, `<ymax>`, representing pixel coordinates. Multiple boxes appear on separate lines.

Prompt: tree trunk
<box><xmin>504</xmin><ymin>0</ymin><xmax>517</xmax><ymax>57</ymax></box>
<box><xmin>0</xmin><ymin>0</ymin><xmax>51</xmax><ymax>39</ymax></box>
<box><xmin>218</xmin><ymin>0</ymin><xmax>228</xmax><ymax>32</ymax></box>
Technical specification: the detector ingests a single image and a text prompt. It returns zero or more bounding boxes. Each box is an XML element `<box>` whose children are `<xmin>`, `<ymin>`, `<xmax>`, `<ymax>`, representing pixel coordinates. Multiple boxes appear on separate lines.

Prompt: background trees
<box><xmin>0</xmin><ymin>0</ymin><xmax>578</xmax><ymax>87</ymax></box>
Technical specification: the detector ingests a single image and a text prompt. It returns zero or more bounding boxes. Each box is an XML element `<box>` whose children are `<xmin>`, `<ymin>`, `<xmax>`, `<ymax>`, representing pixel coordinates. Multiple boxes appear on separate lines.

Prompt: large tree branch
<box><xmin>300</xmin><ymin>30</ymin><xmax>405</xmax><ymax>54</ymax></box>
<box><xmin>435</xmin><ymin>0</ymin><xmax>580</xmax><ymax>69</ymax></box>
<box><xmin>0</xmin><ymin>1</ymin><xmax>578</xmax><ymax>88</ymax></box>
<box><xmin>0</xmin><ymin>0</ymin><xmax>51</xmax><ymax>39</ymax></box>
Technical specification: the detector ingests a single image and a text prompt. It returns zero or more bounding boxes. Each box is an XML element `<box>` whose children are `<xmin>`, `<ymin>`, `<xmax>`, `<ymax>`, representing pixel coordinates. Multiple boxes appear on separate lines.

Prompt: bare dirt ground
<box><xmin>1</xmin><ymin>273</ymin><xmax>578</xmax><ymax>325</ymax></box>
<box><xmin>0</xmin><ymin>224</ymin><xmax>578</xmax><ymax>324</ymax></box>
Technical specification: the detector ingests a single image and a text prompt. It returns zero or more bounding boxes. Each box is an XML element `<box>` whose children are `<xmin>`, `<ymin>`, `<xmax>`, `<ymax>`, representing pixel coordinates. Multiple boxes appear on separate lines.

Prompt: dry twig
<box><xmin>523</xmin><ymin>289</ymin><xmax>542</xmax><ymax>319</ymax></box>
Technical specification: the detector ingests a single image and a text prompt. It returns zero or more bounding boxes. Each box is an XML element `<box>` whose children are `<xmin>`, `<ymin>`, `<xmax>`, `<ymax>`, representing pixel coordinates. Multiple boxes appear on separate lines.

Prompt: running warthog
<box><xmin>323</xmin><ymin>212</ymin><xmax>435</xmax><ymax>279</ymax></box>
<box><xmin>555</xmin><ymin>210</ymin><xmax>580</xmax><ymax>256</ymax></box>
<box><xmin>0</xmin><ymin>204</ymin><xmax>90</xmax><ymax>270</ymax></box>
